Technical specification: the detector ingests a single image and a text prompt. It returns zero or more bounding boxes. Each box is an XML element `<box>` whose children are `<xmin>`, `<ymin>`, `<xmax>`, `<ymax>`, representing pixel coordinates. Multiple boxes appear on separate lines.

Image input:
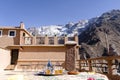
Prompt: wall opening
<box><xmin>11</xmin><ymin>49</ymin><xmax>19</xmax><ymax>65</ymax></box>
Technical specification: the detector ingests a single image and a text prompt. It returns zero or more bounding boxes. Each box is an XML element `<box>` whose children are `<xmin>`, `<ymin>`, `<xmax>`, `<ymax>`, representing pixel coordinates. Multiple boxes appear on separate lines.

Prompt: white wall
<box><xmin>0</xmin><ymin>48</ymin><xmax>10</xmax><ymax>71</ymax></box>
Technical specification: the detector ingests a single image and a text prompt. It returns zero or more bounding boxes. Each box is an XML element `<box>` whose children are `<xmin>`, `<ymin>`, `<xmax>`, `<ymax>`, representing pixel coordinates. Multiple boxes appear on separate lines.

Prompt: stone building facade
<box><xmin>0</xmin><ymin>22</ymin><xmax>80</xmax><ymax>70</ymax></box>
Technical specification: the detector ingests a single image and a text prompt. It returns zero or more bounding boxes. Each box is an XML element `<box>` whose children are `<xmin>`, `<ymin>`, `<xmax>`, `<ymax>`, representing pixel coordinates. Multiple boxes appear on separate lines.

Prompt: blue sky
<box><xmin>0</xmin><ymin>0</ymin><xmax>120</xmax><ymax>28</ymax></box>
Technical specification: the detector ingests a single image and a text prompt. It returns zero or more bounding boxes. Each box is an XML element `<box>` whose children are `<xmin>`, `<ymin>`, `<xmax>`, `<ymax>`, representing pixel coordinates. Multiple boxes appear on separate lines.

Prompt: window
<box><xmin>23</xmin><ymin>33</ymin><xmax>25</xmax><ymax>36</ymax></box>
<box><xmin>8</xmin><ymin>30</ymin><xmax>16</xmax><ymax>37</ymax></box>
<box><xmin>0</xmin><ymin>30</ymin><xmax>2</xmax><ymax>37</ymax></box>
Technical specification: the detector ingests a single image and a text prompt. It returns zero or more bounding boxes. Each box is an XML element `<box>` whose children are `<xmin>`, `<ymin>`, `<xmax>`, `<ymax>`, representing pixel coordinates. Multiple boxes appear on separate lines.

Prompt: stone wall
<box><xmin>0</xmin><ymin>48</ymin><xmax>10</xmax><ymax>70</ymax></box>
<box><xmin>18</xmin><ymin>46</ymin><xmax>65</xmax><ymax>60</ymax></box>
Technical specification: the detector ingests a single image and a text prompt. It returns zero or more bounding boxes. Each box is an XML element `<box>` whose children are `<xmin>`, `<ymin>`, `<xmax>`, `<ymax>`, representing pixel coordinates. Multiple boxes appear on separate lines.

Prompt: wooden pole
<box><xmin>88</xmin><ymin>60</ymin><xmax>92</xmax><ymax>72</ymax></box>
<box><xmin>107</xmin><ymin>60</ymin><xmax>112</xmax><ymax>76</ymax></box>
<box><xmin>79</xmin><ymin>60</ymin><xmax>81</xmax><ymax>71</ymax></box>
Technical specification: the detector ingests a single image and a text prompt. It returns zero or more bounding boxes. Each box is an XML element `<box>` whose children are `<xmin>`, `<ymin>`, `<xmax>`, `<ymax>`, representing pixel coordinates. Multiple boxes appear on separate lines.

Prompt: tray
<box><xmin>35</xmin><ymin>72</ymin><xmax>62</xmax><ymax>76</ymax></box>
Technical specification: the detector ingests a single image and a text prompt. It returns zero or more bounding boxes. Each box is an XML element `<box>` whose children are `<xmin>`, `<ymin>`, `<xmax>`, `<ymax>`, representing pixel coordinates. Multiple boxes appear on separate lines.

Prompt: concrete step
<box><xmin>4</xmin><ymin>65</ymin><xmax>15</xmax><ymax>70</ymax></box>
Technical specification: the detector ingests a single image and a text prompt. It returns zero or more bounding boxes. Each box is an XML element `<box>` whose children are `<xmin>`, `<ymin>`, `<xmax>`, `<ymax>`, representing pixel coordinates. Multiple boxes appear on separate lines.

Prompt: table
<box><xmin>29</xmin><ymin>72</ymin><xmax>108</xmax><ymax>80</ymax></box>
<box><xmin>7</xmin><ymin>72</ymin><xmax>109</xmax><ymax>80</ymax></box>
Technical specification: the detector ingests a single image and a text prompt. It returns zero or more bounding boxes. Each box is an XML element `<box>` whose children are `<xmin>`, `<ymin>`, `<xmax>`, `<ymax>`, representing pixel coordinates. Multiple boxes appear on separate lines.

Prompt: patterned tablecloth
<box><xmin>30</xmin><ymin>72</ymin><xmax>108</xmax><ymax>80</ymax></box>
<box><xmin>7</xmin><ymin>72</ymin><xmax>109</xmax><ymax>80</ymax></box>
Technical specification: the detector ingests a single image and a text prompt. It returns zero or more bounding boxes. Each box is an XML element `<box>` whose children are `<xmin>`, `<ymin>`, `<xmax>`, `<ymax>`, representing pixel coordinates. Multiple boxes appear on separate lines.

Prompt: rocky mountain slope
<box><xmin>79</xmin><ymin>10</ymin><xmax>120</xmax><ymax>59</ymax></box>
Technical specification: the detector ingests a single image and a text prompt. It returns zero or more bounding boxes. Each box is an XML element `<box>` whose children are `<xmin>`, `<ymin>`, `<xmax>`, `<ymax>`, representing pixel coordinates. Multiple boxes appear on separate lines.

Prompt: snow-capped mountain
<box><xmin>27</xmin><ymin>20</ymin><xmax>88</xmax><ymax>36</ymax></box>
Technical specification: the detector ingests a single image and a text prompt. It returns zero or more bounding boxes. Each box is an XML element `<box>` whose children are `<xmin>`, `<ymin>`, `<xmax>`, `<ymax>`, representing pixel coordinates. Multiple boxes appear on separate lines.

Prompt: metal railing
<box><xmin>57</xmin><ymin>37</ymin><xmax>65</xmax><ymax>44</ymax></box>
<box><xmin>48</xmin><ymin>37</ymin><xmax>54</xmax><ymax>45</ymax></box>
<box><xmin>22</xmin><ymin>36</ymin><xmax>76</xmax><ymax>45</ymax></box>
<box><xmin>36</xmin><ymin>37</ymin><xmax>45</xmax><ymax>45</ymax></box>
<box><xmin>24</xmin><ymin>37</ymin><xmax>32</xmax><ymax>45</ymax></box>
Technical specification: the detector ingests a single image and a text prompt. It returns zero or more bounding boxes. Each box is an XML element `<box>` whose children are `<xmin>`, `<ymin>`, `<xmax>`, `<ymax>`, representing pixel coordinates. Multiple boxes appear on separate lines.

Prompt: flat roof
<box><xmin>7</xmin><ymin>45</ymin><xmax>65</xmax><ymax>49</ymax></box>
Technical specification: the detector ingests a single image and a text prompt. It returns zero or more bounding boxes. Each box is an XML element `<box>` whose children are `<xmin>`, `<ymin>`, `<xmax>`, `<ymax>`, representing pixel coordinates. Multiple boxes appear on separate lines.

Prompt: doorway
<box><xmin>11</xmin><ymin>49</ymin><xmax>19</xmax><ymax>65</ymax></box>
